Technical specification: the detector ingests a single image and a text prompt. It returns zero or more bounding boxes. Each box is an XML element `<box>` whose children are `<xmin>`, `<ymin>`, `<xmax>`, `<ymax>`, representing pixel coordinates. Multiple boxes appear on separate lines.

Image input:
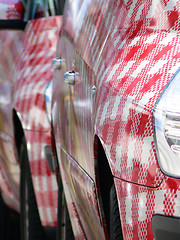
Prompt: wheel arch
<box><xmin>94</xmin><ymin>134</ymin><xmax>114</xmax><ymax>236</ymax></box>
<box><xmin>13</xmin><ymin>109</ymin><xmax>25</xmax><ymax>158</ymax></box>
<box><xmin>94</xmin><ymin>134</ymin><xmax>123</xmax><ymax>239</ymax></box>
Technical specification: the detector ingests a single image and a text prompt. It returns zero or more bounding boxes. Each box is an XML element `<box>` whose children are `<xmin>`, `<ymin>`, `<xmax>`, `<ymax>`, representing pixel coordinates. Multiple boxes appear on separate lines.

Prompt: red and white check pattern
<box><xmin>58</xmin><ymin>0</ymin><xmax>180</xmax><ymax>238</ymax></box>
<box><xmin>0</xmin><ymin>29</ymin><xmax>23</xmax><ymax>212</ymax></box>
<box><xmin>74</xmin><ymin>0</ymin><xmax>180</xmax><ymax>185</ymax></box>
<box><xmin>115</xmin><ymin>176</ymin><xmax>180</xmax><ymax>240</ymax></box>
<box><xmin>0</xmin><ymin>0</ymin><xmax>23</xmax><ymax>19</ymax></box>
<box><xmin>14</xmin><ymin>16</ymin><xmax>62</xmax><ymax>226</ymax></box>
<box><xmin>94</xmin><ymin>0</ymin><xmax>180</xmax><ymax>238</ymax></box>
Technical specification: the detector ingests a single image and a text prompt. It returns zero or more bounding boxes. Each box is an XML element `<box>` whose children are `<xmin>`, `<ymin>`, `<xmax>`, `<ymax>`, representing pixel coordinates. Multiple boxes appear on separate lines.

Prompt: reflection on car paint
<box><xmin>52</xmin><ymin>0</ymin><xmax>180</xmax><ymax>239</ymax></box>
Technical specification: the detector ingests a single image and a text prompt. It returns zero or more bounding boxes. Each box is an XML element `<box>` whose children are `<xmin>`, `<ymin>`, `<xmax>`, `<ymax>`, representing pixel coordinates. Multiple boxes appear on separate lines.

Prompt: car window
<box><xmin>47</xmin><ymin>0</ymin><xmax>65</xmax><ymax>16</ymax></box>
<box><xmin>21</xmin><ymin>0</ymin><xmax>63</xmax><ymax>20</ymax></box>
<box><xmin>57</xmin><ymin>0</ymin><xmax>65</xmax><ymax>15</ymax></box>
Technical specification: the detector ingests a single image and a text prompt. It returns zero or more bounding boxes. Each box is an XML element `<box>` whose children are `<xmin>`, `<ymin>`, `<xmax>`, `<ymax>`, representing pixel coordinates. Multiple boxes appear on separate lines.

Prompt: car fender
<box><xmin>94</xmin><ymin>30</ymin><xmax>180</xmax><ymax>187</ymax></box>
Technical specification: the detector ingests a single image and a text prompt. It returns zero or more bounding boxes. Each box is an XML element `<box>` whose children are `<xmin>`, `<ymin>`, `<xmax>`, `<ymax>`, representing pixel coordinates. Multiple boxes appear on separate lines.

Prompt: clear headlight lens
<box><xmin>44</xmin><ymin>79</ymin><xmax>52</xmax><ymax>123</ymax></box>
<box><xmin>153</xmin><ymin>68</ymin><xmax>180</xmax><ymax>178</ymax></box>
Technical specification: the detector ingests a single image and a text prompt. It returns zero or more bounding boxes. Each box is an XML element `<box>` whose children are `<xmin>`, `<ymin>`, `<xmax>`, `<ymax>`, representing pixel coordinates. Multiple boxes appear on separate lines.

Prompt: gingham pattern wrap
<box><xmin>13</xmin><ymin>16</ymin><xmax>62</xmax><ymax>226</ymax></box>
<box><xmin>94</xmin><ymin>1</ymin><xmax>180</xmax><ymax>186</ymax></box>
<box><xmin>0</xmin><ymin>0</ymin><xmax>23</xmax><ymax>19</ymax></box>
<box><xmin>0</xmin><ymin>30</ymin><xmax>23</xmax><ymax>212</ymax></box>
<box><xmin>74</xmin><ymin>0</ymin><xmax>180</xmax><ymax>185</ymax></box>
<box><xmin>115</xmin><ymin>176</ymin><xmax>180</xmax><ymax>240</ymax></box>
<box><xmin>24</xmin><ymin>130</ymin><xmax>58</xmax><ymax>226</ymax></box>
<box><xmin>56</xmin><ymin>0</ymin><xmax>180</xmax><ymax>238</ymax></box>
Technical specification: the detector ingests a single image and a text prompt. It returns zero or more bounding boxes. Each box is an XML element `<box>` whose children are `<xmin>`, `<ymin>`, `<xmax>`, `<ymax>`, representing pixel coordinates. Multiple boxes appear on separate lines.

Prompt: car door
<box><xmin>55</xmin><ymin>0</ymin><xmax>117</xmax><ymax>177</ymax></box>
<box><xmin>52</xmin><ymin>2</ymin><xmax>114</xmax><ymax>238</ymax></box>
<box><xmin>54</xmin><ymin>0</ymin><xmax>102</xmax><ymax>176</ymax></box>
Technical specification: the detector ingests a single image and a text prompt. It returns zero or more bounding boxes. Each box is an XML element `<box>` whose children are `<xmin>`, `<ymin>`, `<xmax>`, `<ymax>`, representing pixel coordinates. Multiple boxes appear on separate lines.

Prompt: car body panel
<box><xmin>115</xmin><ymin>176</ymin><xmax>180</xmax><ymax>240</ymax></box>
<box><xmin>0</xmin><ymin>29</ymin><xmax>23</xmax><ymax>211</ymax></box>
<box><xmin>59</xmin><ymin>0</ymin><xmax>180</xmax><ymax>186</ymax></box>
<box><xmin>58</xmin><ymin>148</ymin><xmax>87</xmax><ymax>239</ymax></box>
<box><xmin>13</xmin><ymin>16</ymin><xmax>62</xmax><ymax>226</ymax></box>
<box><xmin>52</xmin><ymin>0</ymin><xmax>180</xmax><ymax>239</ymax></box>
<box><xmin>0</xmin><ymin>8</ymin><xmax>62</xmax><ymax>227</ymax></box>
<box><xmin>60</xmin><ymin>149</ymin><xmax>106</xmax><ymax>239</ymax></box>
<box><xmin>24</xmin><ymin>129</ymin><xmax>58</xmax><ymax>226</ymax></box>
<box><xmin>13</xmin><ymin>16</ymin><xmax>61</xmax><ymax>132</ymax></box>
<box><xmin>0</xmin><ymin>0</ymin><xmax>23</xmax><ymax>20</ymax></box>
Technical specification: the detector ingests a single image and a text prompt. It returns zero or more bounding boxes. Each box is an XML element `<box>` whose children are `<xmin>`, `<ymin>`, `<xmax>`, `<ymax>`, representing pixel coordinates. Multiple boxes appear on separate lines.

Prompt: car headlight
<box><xmin>44</xmin><ymin>79</ymin><xmax>52</xmax><ymax>123</ymax></box>
<box><xmin>153</xmin><ymin>68</ymin><xmax>180</xmax><ymax>178</ymax></box>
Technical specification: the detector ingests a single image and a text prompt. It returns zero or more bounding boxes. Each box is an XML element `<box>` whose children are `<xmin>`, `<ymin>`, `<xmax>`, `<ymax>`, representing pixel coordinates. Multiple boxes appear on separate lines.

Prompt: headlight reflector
<box><xmin>153</xmin><ymin>69</ymin><xmax>180</xmax><ymax>177</ymax></box>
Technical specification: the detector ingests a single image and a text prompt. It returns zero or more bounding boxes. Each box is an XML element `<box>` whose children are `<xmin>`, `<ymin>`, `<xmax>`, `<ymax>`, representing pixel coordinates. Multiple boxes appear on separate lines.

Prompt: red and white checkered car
<box><xmin>51</xmin><ymin>0</ymin><xmax>180</xmax><ymax>239</ymax></box>
<box><xmin>0</xmin><ymin>0</ymin><xmax>63</xmax><ymax>239</ymax></box>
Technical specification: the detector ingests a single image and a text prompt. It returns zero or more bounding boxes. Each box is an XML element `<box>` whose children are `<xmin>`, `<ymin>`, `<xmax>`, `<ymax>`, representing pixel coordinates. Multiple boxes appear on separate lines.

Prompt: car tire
<box><xmin>0</xmin><ymin>193</ymin><xmax>20</xmax><ymax>239</ymax></box>
<box><xmin>57</xmin><ymin>179</ymin><xmax>74</xmax><ymax>240</ymax></box>
<box><xmin>20</xmin><ymin>137</ymin><xmax>44</xmax><ymax>240</ymax></box>
<box><xmin>0</xmin><ymin>192</ymin><xmax>7</xmax><ymax>239</ymax></box>
<box><xmin>110</xmin><ymin>184</ymin><xmax>123</xmax><ymax>240</ymax></box>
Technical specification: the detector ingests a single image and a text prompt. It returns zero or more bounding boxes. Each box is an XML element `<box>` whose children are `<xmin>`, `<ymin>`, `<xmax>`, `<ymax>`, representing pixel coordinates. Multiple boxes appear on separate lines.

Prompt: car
<box><xmin>0</xmin><ymin>0</ymin><xmax>63</xmax><ymax>239</ymax></box>
<box><xmin>51</xmin><ymin>0</ymin><xmax>180</xmax><ymax>239</ymax></box>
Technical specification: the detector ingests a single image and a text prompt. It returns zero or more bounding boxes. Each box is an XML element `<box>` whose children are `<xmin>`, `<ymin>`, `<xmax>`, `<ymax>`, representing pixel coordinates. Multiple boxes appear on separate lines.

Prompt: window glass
<box><xmin>47</xmin><ymin>0</ymin><xmax>65</xmax><ymax>16</ymax></box>
<box><xmin>21</xmin><ymin>0</ymin><xmax>63</xmax><ymax>20</ymax></box>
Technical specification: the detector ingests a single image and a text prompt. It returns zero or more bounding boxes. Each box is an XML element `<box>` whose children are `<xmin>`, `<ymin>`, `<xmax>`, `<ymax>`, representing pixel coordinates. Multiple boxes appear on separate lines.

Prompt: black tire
<box><xmin>20</xmin><ymin>137</ymin><xmax>44</xmax><ymax>240</ymax></box>
<box><xmin>57</xmin><ymin>178</ymin><xmax>74</xmax><ymax>240</ymax></box>
<box><xmin>0</xmin><ymin>192</ymin><xmax>7</xmax><ymax>239</ymax></box>
<box><xmin>0</xmin><ymin>192</ymin><xmax>20</xmax><ymax>239</ymax></box>
<box><xmin>110</xmin><ymin>184</ymin><xmax>123</xmax><ymax>240</ymax></box>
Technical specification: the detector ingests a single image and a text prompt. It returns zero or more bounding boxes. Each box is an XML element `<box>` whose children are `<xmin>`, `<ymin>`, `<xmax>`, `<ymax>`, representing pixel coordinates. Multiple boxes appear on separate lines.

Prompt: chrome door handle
<box><xmin>64</xmin><ymin>71</ymin><xmax>79</xmax><ymax>85</ymax></box>
<box><xmin>52</xmin><ymin>57</ymin><xmax>66</xmax><ymax>70</ymax></box>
